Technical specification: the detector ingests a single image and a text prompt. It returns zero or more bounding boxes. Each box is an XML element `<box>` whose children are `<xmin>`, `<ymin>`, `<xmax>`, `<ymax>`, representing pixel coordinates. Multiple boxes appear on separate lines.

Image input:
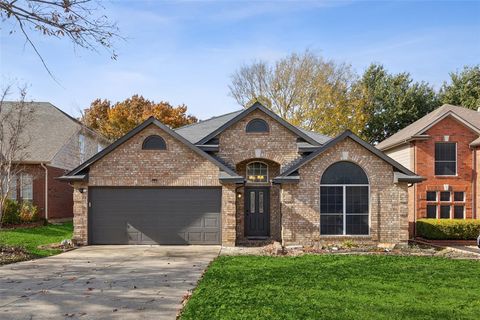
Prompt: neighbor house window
<box><xmin>79</xmin><ymin>134</ymin><xmax>86</xmax><ymax>162</ymax></box>
<box><xmin>440</xmin><ymin>191</ymin><xmax>450</xmax><ymax>202</ymax></box>
<box><xmin>9</xmin><ymin>176</ymin><xmax>17</xmax><ymax>200</ymax></box>
<box><xmin>454</xmin><ymin>205</ymin><xmax>465</xmax><ymax>219</ymax></box>
<box><xmin>246</xmin><ymin>162</ymin><xmax>268</xmax><ymax>183</ymax></box>
<box><xmin>426</xmin><ymin>191</ymin><xmax>437</xmax><ymax>201</ymax></box>
<box><xmin>440</xmin><ymin>205</ymin><xmax>450</xmax><ymax>219</ymax></box>
<box><xmin>246</xmin><ymin>119</ymin><xmax>269</xmax><ymax>133</ymax></box>
<box><xmin>435</xmin><ymin>143</ymin><xmax>456</xmax><ymax>175</ymax></box>
<box><xmin>454</xmin><ymin>192</ymin><xmax>464</xmax><ymax>202</ymax></box>
<box><xmin>425</xmin><ymin>191</ymin><xmax>465</xmax><ymax>219</ymax></box>
<box><xmin>142</xmin><ymin>135</ymin><xmax>167</xmax><ymax>150</ymax></box>
<box><xmin>426</xmin><ymin>204</ymin><xmax>437</xmax><ymax>218</ymax></box>
<box><xmin>3</xmin><ymin>176</ymin><xmax>17</xmax><ymax>200</ymax></box>
<box><xmin>320</xmin><ymin>161</ymin><xmax>369</xmax><ymax>235</ymax></box>
<box><xmin>20</xmin><ymin>174</ymin><xmax>33</xmax><ymax>201</ymax></box>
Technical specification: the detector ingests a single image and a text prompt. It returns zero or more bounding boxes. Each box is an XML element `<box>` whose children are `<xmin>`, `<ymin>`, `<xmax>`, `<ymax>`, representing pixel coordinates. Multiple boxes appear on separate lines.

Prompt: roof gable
<box><xmin>2</xmin><ymin>101</ymin><xmax>107</xmax><ymax>163</ymax></box>
<box><xmin>377</xmin><ymin>104</ymin><xmax>480</xmax><ymax>151</ymax></box>
<box><xmin>64</xmin><ymin>117</ymin><xmax>239</xmax><ymax>179</ymax></box>
<box><xmin>195</xmin><ymin>102</ymin><xmax>322</xmax><ymax>146</ymax></box>
<box><xmin>280</xmin><ymin>130</ymin><xmax>420</xmax><ymax>180</ymax></box>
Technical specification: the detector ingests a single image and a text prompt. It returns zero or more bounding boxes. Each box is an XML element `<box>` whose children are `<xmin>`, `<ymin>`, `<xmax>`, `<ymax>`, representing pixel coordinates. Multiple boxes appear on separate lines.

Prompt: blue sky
<box><xmin>1</xmin><ymin>0</ymin><xmax>479</xmax><ymax>120</ymax></box>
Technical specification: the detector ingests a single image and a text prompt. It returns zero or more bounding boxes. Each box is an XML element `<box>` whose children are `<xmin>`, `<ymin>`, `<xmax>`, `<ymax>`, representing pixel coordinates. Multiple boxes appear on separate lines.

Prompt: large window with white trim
<box><xmin>320</xmin><ymin>162</ymin><xmax>369</xmax><ymax>235</ymax></box>
<box><xmin>435</xmin><ymin>143</ymin><xmax>456</xmax><ymax>176</ymax></box>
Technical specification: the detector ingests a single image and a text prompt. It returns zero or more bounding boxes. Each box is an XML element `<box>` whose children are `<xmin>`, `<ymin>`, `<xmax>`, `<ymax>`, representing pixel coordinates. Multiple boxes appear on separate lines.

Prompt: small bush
<box><xmin>417</xmin><ymin>219</ymin><xmax>480</xmax><ymax>240</ymax></box>
<box><xmin>19</xmin><ymin>202</ymin><xmax>39</xmax><ymax>223</ymax></box>
<box><xmin>1</xmin><ymin>199</ymin><xmax>21</xmax><ymax>225</ymax></box>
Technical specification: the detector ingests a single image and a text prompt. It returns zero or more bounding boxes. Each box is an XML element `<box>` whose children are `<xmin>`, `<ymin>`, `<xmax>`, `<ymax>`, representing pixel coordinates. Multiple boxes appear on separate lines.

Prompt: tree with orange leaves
<box><xmin>82</xmin><ymin>95</ymin><xmax>197</xmax><ymax>140</ymax></box>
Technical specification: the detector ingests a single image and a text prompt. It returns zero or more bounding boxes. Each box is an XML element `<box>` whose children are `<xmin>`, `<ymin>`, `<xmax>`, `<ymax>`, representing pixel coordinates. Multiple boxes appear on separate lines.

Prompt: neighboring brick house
<box><xmin>60</xmin><ymin>103</ymin><xmax>421</xmax><ymax>246</ymax></box>
<box><xmin>3</xmin><ymin>102</ymin><xmax>109</xmax><ymax>220</ymax></box>
<box><xmin>377</xmin><ymin>104</ymin><xmax>480</xmax><ymax>236</ymax></box>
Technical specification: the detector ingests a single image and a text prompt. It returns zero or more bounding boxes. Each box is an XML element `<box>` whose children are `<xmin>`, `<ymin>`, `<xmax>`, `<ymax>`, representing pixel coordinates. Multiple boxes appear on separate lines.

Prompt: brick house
<box><xmin>60</xmin><ymin>103</ymin><xmax>421</xmax><ymax>246</ymax></box>
<box><xmin>3</xmin><ymin>102</ymin><xmax>109</xmax><ymax>220</ymax></box>
<box><xmin>377</xmin><ymin>104</ymin><xmax>480</xmax><ymax>236</ymax></box>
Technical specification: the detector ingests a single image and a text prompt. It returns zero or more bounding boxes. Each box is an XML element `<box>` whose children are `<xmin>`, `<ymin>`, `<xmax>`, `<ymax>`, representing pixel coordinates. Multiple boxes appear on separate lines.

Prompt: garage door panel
<box><xmin>89</xmin><ymin>187</ymin><xmax>221</xmax><ymax>245</ymax></box>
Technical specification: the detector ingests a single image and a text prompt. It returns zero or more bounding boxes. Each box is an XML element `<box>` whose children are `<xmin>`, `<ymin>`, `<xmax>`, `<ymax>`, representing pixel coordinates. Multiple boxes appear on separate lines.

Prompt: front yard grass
<box><xmin>181</xmin><ymin>255</ymin><xmax>480</xmax><ymax>320</ymax></box>
<box><xmin>0</xmin><ymin>222</ymin><xmax>73</xmax><ymax>260</ymax></box>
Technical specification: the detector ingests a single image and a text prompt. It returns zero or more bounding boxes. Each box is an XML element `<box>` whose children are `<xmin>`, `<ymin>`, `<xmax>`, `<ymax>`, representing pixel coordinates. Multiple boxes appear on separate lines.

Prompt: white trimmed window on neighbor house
<box><xmin>20</xmin><ymin>174</ymin><xmax>33</xmax><ymax>202</ymax></box>
<box><xmin>426</xmin><ymin>190</ymin><xmax>465</xmax><ymax>219</ymax></box>
<box><xmin>5</xmin><ymin>174</ymin><xmax>33</xmax><ymax>202</ymax></box>
<box><xmin>79</xmin><ymin>134</ymin><xmax>86</xmax><ymax>162</ymax></box>
<box><xmin>434</xmin><ymin>142</ymin><xmax>457</xmax><ymax>176</ymax></box>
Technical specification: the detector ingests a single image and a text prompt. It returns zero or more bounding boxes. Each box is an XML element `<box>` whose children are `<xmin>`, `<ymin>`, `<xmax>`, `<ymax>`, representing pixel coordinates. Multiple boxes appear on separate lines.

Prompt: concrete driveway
<box><xmin>0</xmin><ymin>245</ymin><xmax>220</xmax><ymax>320</ymax></box>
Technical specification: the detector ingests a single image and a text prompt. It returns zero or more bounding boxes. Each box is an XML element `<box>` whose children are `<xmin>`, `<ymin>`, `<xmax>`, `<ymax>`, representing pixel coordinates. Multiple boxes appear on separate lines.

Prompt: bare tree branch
<box><xmin>1</xmin><ymin>0</ymin><xmax>121</xmax><ymax>77</ymax></box>
<box><xmin>0</xmin><ymin>84</ymin><xmax>34</xmax><ymax>226</ymax></box>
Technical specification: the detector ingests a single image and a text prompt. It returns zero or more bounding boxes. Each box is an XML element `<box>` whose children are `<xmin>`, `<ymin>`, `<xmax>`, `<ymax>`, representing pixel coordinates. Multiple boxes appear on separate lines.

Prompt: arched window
<box><xmin>142</xmin><ymin>135</ymin><xmax>166</xmax><ymax>150</ymax></box>
<box><xmin>246</xmin><ymin>162</ymin><xmax>268</xmax><ymax>183</ymax></box>
<box><xmin>320</xmin><ymin>161</ymin><xmax>369</xmax><ymax>235</ymax></box>
<box><xmin>246</xmin><ymin>119</ymin><xmax>269</xmax><ymax>133</ymax></box>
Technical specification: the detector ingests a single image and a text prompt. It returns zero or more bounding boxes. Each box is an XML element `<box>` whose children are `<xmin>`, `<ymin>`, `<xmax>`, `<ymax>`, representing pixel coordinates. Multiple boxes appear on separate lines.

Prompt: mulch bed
<box><xmin>223</xmin><ymin>242</ymin><xmax>480</xmax><ymax>260</ymax></box>
<box><xmin>0</xmin><ymin>246</ymin><xmax>33</xmax><ymax>265</ymax></box>
<box><xmin>1</xmin><ymin>221</ymin><xmax>45</xmax><ymax>229</ymax></box>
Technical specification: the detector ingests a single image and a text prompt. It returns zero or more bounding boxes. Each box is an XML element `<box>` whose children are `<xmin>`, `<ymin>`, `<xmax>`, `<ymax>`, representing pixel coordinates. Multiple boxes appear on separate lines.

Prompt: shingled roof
<box><xmin>175</xmin><ymin>104</ymin><xmax>331</xmax><ymax>145</ymax></box>
<box><xmin>275</xmin><ymin>130</ymin><xmax>423</xmax><ymax>183</ymax></box>
<box><xmin>2</xmin><ymin>101</ymin><xmax>107</xmax><ymax>163</ymax></box>
<box><xmin>377</xmin><ymin>104</ymin><xmax>480</xmax><ymax>151</ymax></box>
<box><xmin>175</xmin><ymin>110</ymin><xmax>243</xmax><ymax>144</ymax></box>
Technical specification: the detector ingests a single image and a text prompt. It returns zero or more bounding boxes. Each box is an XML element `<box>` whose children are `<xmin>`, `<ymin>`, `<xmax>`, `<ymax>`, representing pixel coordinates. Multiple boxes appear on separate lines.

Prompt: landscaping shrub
<box><xmin>1</xmin><ymin>199</ymin><xmax>21</xmax><ymax>225</ymax></box>
<box><xmin>417</xmin><ymin>219</ymin><xmax>480</xmax><ymax>240</ymax></box>
<box><xmin>19</xmin><ymin>202</ymin><xmax>39</xmax><ymax>223</ymax></box>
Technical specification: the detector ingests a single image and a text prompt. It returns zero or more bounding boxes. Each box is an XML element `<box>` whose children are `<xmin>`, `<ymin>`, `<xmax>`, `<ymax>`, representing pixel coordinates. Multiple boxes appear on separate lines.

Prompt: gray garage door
<box><xmin>89</xmin><ymin>187</ymin><xmax>221</xmax><ymax>245</ymax></box>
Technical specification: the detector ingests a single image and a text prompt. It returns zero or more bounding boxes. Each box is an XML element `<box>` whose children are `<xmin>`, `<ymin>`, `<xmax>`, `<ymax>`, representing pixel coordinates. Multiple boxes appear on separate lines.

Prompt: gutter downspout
<box><xmin>280</xmin><ymin>186</ymin><xmax>284</xmax><ymax>248</ymax></box>
<box><xmin>40</xmin><ymin>163</ymin><xmax>48</xmax><ymax>221</ymax></box>
<box><xmin>473</xmin><ymin>148</ymin><xmax>477</xmax><ymax>220</ymax></box>
<box><xmin>413</xmin><ymin>143</ymin><xmax>417</xmax><ymax>239</ymax></box>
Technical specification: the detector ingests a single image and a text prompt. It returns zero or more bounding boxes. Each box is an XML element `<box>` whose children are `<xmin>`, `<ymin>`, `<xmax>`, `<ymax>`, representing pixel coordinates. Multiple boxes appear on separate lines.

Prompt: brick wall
<box><xmin>216</xmin><ymin>110</ymin><xmax>302</xmax><ymax>243</ymax></box>
<box><xmin>72</xmin><ymin>182</ymin><xmax>88</xmax><ymax>243</ymax></box>
<box><xmin>10</xmin><ymin>165</ymin><xmax>73</xmax><ymax>220</ymax></box>
<box><xmin>414</xmin><ymin>116</ymin><xmax>477</xmax><ymax>220</ymax></box>
<box><xmin>89</xmin><ymin>125</ymin><xmax>221</xmax><ymax>186</ymax></box>
<box><xmin>281</xmin><ymin>137</ymin><xmax>409</xmax><ymax>245</ymax></box>
<box><xmin>72</xmin><ymin>124</ymin><xmax>237</xmax><ymax>245</ymax></box>
<box><xmin>217</xmin><ymin>109</ymin><xmax>300</xmax><ymax>170</ymax></box>
<box><xmin>47</xmin><ymin>166</ymin><xmax>73</xmax><ymax>219</ymax></box>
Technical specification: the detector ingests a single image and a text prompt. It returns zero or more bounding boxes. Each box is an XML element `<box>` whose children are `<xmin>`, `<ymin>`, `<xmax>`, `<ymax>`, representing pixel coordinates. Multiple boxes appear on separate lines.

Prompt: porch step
<box><xmin>237</xmin><ymin>238</ymin><xmax>274</xmax><ymax>247</ymax></box>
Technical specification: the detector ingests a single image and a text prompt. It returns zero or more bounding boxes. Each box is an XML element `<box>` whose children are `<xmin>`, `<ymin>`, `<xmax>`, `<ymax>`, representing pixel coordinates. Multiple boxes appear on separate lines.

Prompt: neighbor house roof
<box><xmin>175</xmin><ymin>103</ymin><xmax>331</xmax><ymax>145</ymax></box>
<box><xmin>175</xmin><ymin>110</ymin><xmax>243</xmax><ymax>144</ymax></box>
<box><xmin>274</xmin><ymin>130</ymin><xmax>423</xmax><ymax>183</ymax></box>
<box><xmin>61</xmin><ymin>117</ymin><xmax>242</xmax><ymax>181</ymax></box>
<box><xmin>377</xmin><ymin>104</ymin><xmax>480</xmax><ymax>151</ymax></box>
<box><xmin>2</xmin><ymin>101</ymin><xmax>107</xmax><ymax>163</ymax></box>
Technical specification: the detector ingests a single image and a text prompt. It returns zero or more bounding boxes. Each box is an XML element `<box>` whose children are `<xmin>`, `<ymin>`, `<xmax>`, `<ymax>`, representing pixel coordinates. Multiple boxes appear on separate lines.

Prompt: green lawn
<box><xmin>0</xmin><ymin>222</ymin><xmax>73</xmax><ymax>257</ymax></box>
<box><xmin>181</xmin><ymin>255</ymin><xmax>480</xmax><ymax>320</ymax></box>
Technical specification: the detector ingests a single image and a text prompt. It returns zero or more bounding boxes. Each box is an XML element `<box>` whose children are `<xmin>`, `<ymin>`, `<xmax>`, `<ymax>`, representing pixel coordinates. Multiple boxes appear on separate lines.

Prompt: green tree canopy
<box><xmin>440</xmin><ymin>65</ymin><xmax>480</xmax><ymax>110</ymax></box>
<box><xmin>357</xmin><ymin>64</ymin><xmax>439</xmax><ymax>144</ymax></box>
